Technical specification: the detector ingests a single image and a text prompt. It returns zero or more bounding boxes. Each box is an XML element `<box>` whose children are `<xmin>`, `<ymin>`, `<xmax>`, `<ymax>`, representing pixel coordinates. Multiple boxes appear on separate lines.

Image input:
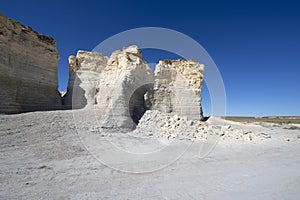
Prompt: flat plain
<box><xmin>1</xmin><ymin>110</ymin><xmax>300</xmax><ymax>199</ymax></box>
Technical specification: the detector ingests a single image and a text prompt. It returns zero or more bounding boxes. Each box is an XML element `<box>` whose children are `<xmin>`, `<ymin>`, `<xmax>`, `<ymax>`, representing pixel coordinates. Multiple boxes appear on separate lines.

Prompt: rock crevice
<box><xmin>65</xmin><ymin>46</ymin><xmax>205</xmax><ymax>130</ymax></box>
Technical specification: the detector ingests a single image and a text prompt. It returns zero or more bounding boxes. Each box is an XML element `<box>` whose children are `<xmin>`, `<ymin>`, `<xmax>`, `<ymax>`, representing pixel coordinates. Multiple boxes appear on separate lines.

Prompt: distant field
<box><xmin>225</xmin><ymin>116</ymin><xmax>300</xmax><ymax>124</ymax></box>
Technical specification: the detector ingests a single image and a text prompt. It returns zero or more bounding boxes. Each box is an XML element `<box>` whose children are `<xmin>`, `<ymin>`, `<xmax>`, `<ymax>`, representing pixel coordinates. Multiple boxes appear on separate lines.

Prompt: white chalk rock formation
<box><xmin>151</xmin><ymin>59</ymin><xmax>204</xmax><ymax>120</ymax></box>
<box><xmin>66</xmin><ymin>46</ymin><xmax>154</xmax><ymax>130</ymax></box>
<box><xmin>95</xmin><ymin>46</ymin><xmax>154</xmax><ymax>130</ymax></box>
<box><xmin>63</xmin><ymin>50</ymin><xmax>108</xmax><ymax>108</ymax></box>
<box><xmin>65</xmin><ymin>46</ymin><xmax>205</xmax><ymax>130</ymax></box>
<box><xmin>0</xmin><ymin>13</ymin><xmax>61</xmax><ymax>113</ymax></box>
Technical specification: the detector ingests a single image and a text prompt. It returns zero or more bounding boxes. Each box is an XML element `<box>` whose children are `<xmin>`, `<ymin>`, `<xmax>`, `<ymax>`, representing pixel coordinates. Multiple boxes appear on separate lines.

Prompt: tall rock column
<box><xmin>152</xmin><ymin>59</ymin><xmax>204</xmax><ymax>120</ymax></box>
<box><xmin>95</xmin><ymin>46</ymin><xmax>154</xmax><ymax>130</ymax></box>
<box><xmin>0</xmin><ymin>13</ymin><xmax>61</xmax><ymax>113</ymax></box>
<box><xmin>62</xmin><ymin>50</ymin><xmax>108</xmax><ymax>108</ymax></box>
<box><xmin>65</xmin><ymin>46</ymin><xmax>154</xmax><ymax>130</ymax></box>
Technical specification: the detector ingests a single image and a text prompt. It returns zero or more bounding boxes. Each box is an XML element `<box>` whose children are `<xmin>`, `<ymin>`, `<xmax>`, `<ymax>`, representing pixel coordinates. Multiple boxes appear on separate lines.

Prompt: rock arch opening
<box><xmin>129</xmin><ymin>83</ymin><xmax>153</xmax><ymax>125</ymax></box>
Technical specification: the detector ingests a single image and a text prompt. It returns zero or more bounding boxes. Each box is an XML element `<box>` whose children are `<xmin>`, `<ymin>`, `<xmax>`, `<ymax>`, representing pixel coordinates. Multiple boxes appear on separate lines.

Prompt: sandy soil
<box><xmin>1</xmin><ymin>110</ymin><xmax>300</xmax><ymax>199</ymax></box>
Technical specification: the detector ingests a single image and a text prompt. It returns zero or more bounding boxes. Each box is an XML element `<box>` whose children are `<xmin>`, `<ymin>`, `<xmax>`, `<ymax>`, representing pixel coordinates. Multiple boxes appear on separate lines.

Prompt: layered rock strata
<box><xmin>96</xmin><ymin>46</ymin><xmax>154</xmax><ymax>129</ymax></box>
<box><xmin>65</xmin><ymin>46</ymin><xmax>154</xmax><ymax>130</ymax></box>
<box><xmin>62</xmin><ymin>50</ymin><xmax>108</xmax><ymax>108</ymax></box>
<box><xmin>0</xmin><ymin>13</ymin><xmax>61</xmax><ymax>113</ymax></box>
<box><xmin>151</xmin><ymin>59</ymin><xmax>204</xmax><ymax>120</ymax></box>
<box><xmin>66</xmin><ymin>46</ymin><xmax>204</xmax><ymax>129</ymax></box>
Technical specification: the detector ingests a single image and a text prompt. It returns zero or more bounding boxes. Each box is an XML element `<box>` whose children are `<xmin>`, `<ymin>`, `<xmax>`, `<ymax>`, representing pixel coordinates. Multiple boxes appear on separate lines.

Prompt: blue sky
<box><xmin>1</xmin><ymin>0</ymin><xmax>300</xmax><ymax>116</ymax></box>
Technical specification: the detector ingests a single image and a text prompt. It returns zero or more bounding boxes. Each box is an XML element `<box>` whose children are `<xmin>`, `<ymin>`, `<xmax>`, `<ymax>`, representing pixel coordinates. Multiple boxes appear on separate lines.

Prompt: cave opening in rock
<box><xmin>129</xmin><ymin>83</ymin><xmax>153</xmax><ymax>125</ymax></box>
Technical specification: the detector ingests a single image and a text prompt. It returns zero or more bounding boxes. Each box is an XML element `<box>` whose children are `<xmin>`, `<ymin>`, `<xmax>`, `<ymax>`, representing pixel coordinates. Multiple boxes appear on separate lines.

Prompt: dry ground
<box><xmin>226</xmin><ymin>116</ymin><xmax>300</xmax><ymax>124</ymax></box>
<box><xmin>1</xmin><ymin>110</ymin><xmax>300</xmax><ymax>199</ymax></box>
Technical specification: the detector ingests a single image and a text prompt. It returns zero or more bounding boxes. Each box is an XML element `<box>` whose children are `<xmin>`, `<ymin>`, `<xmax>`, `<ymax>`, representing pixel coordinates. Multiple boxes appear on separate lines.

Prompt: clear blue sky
<box><xmin>1</xmin><ymin>0</ymin><xmax>300</xmax><ymax>116</ymax></box>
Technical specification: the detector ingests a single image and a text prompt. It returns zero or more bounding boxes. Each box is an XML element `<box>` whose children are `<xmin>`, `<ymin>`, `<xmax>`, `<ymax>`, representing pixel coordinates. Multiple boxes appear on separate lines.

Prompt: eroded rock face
<box><xmin>0</xmin><ymin>13</ymin><xmax>61</xmax><ymax>113</ymax></box>
<box><xmin>66</xmin><ymin>46</ymin><xmax>154</xmax><ymax>130</ymax></box>
<box><xmin>63</xmin><ymin>50</ymin><xmax>108</xmax><ymax>108</ymax></box>
<box><xmin>151</xmin><ymin>59</ymin><xmax>204</xmax><ymax>120</ymax></box>
<box><xmin>65</xmin><ymin>46</ymin><xmax>204</xmax><ymax>130</ymax></box>
<box><xmin>95</xmin><ymin>46</ymin><xmax>154</xmax><ymax>130</ymax></box>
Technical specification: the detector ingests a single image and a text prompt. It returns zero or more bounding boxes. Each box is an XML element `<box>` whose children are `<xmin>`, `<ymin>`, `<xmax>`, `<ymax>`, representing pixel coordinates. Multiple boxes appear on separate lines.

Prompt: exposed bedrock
<box><xmin>0</xmin><ymin>13</ymin><xmax>61</xmax><ymax>113</ymax></box>
<box><xmin>96</xmin><ymin>46</ymin><xmax>154</xmax><ymax>130</ymax></box>
<box><xmin>0</xmin><ymin>13</ymin><xmax>205</xmax><ymax>122</ymax></box>
<box><xmin>65</xmin><ymin>46</ymin><xmax>204</xmax><ymax>130</ymax></box>
<box><xmin>66</xmin><ymin>46</ymin><xmax>154</xmax><ymax>130</ymax></box>
<box><xmin>151</xmin><ymin>59</ymin><xmax>204</xmax><ymax>120</ymax></box>
<box><xmin>62</xmin><ymin>50</ymin><xmax>108</xmax><ymax>109</ymax></box>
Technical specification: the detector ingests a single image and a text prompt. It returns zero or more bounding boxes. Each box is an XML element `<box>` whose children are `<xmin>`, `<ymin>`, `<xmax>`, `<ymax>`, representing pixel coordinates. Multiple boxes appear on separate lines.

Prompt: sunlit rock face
<box><xmin>66</xmin><ymin>46</ymin><xmax>154</xmax><ymax>130</ymax></box>
<box><xmin>63</xmin><ymin>50</ymin><xmax>108</xmax><ymax>108</ymax></box>
<box><xmin>95</xmin><ymin>45</ymin><xmax>154</xmax><ymax>130</ymax></box>
<box><xmin>0</xmin><ymin>13</ymin><xmax>61</xmax><ymax>113</ymax></box>
<box><xmin>0</xmin><ymin>13</ymin><xmax>205</xmax><ymax>122</ymax></box>
<box><xmin>65</xmin><ymin>45</ymin><xmax>204</xmax><ymax>130</ymax></box>
<box><xmin>151</xmin><ymin>59</ymin><xmax>204</xmax><ymax>120</ymax></box>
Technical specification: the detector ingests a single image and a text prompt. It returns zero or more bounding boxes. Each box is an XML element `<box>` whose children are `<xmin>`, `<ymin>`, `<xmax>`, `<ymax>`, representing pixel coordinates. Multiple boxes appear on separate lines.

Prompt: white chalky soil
<box><xmin>1</xmin><ymin>110</ymin><xmax>300</xmax><ymax>199</ymax></box>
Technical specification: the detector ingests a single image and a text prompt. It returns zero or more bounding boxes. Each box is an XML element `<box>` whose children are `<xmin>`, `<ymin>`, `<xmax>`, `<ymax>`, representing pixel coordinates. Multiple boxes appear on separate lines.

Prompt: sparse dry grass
<box><xmin>225</xmin><ymin>116</ymin><xmax>300</xmax><ymax>124</ymax></box>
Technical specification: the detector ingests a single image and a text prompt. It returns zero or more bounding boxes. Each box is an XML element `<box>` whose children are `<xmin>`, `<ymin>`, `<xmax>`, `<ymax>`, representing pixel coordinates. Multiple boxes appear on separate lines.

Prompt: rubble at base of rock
<box><xmin>133</xmin><ymin>110</ymin><xmax>271</xmax><ymax>142</ymax></box>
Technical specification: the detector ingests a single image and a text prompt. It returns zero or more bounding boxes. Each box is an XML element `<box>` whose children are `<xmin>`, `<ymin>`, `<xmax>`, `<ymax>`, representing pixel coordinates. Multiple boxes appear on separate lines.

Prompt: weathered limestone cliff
<box><xmin>65</xmin><ymin>46</ymin><xmax>204</xmax><ymax>129</ymax></box>
<box><xmin>63</xmin><ymin>50</ymin><xmax>108</xmax><ymax>108</ymax></box>
<box><xmin>65</xmin><ymin>46</ymin><xmax>154</xmax><ymax>130</ymax></box>
<box><xmin>0</xmin><ymin>13</ymin><xmax>205</xmax><ymax>124</ymax></box>
<box><xmin>151</xmin><ymin>59</ymin><xmax>204</xmax><ymax>120</ymax></box>
<box><xmin>95</xmin><ymin>46</ymin><xmax>154</xmax><ymax>129</ymax></box>
<box><xmin>0</xmin><ymin>13</ymin><xmax>61</xmax><ymax>113</ymax></box>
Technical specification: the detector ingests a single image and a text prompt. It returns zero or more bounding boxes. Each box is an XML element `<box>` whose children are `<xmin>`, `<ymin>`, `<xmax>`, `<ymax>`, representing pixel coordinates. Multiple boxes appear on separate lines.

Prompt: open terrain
<box><xmin>1</xmin><ymin>110</ymin><xmax>300</xmax><ymax>199</ymax></box>
<box><xmin>226</xmin><ymin>116</ymin><xmax>300</xmax><ymax>124</ymax></box>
